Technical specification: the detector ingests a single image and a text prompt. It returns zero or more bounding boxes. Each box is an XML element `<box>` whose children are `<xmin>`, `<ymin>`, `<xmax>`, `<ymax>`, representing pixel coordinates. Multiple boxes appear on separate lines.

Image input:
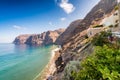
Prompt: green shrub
<box><xmin>85</xmin><ymin>34</ymin><xmax>88</xmax><ymax>39</ymax></box>
<box><xmin>114</xmin><ymin>5</ymin><xmax>119</xmax><ymax>11</ymax></box>
<box><xmin>72</xmin><ymin>45</ymin><xmax>120</xmax><ymax>80</ymax></box>
<box><xmin>93</xmin><ymin>25</ymin><xmax>103</xmax><ymax>28</ymax></box>
<box><xmin>109</xmin><ymin>25</ymin><xmax>114</xmax><ymax>28</ymax></box>
<box><xmin>92</xmin><ymin>31</ymin><xmax>112</xmax><ymax>46</ymax></box>
<box><xmin>115</xmin><ymin>20</ymin><xmax>119</xmax><ymax>23</ymax></box>
<box><xmin>115</xmin><ymin>24</ymin><xmax>118</xmax><ymax>27</ymax></box>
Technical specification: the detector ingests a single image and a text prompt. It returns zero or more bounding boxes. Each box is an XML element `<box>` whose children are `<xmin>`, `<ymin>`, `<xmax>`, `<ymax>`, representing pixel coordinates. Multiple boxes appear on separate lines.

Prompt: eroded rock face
<box><xmin>13</xmin><ymin>28</ymin><xmax>65</xmax><ymax>46</ymax></box>
<box><xmin>44</xmin><ymin>31</ymin><xmax>59</xmax><ymax>45</ymax></box>
<box><xmin>56</xmin><ymin>0</ymin><xmax>117</xmax><ymax>45</ymax></box>
<box><xmin>13</xmin><ymin>34</ymin><xmax>31</xmax><ymax>45</ymax></box>
<box><xmin>55</xmin><ymin>19</ymin><xmax>82</xmax><ymax>45</ymax></box>
<box><xmin>25</xmin><ymin>34</ymin><xmax>45</xmax><ymax>46</ymax></box>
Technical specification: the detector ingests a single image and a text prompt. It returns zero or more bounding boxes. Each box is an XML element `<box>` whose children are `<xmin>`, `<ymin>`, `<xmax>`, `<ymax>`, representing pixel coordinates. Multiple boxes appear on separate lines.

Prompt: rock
<box><xmin>55</xmin><ymin>19</ymin><xmax>82</xmax><ymax>45</ymax></box>
<box><xmin>55</xmin><ymin>28</ymin><xmax>65</xmax><ymax>34</ymax></box>
<box><xmin>13</xmin><ymin>29</ymin><xmax>65</xmax><ymax>46</ymax></box>
<box><xmin>55</xmin><ymin>55</ymin><xmax>66</xmax><ymax>73</ymax></box>
<box><xmin>25</xmin><ymin>34</ymin><xmax>45</xmax><ymax>46</ymax></box>
<box><xmin>44</xmin><ymin>31</ymin><xmax>59</xmax><ymax>45</ymax></box>
<box><xmin>13</xmin><ymin>34</ymin><xmax>31</xmax><ymax>45</ymax></box>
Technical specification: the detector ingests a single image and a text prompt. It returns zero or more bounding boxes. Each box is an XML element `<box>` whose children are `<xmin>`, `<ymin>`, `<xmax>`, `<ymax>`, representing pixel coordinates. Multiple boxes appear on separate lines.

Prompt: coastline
<box><xmin>34</xmin><ymin>47</ymin><xmax>60</xmax><ymax>80</ymax></box>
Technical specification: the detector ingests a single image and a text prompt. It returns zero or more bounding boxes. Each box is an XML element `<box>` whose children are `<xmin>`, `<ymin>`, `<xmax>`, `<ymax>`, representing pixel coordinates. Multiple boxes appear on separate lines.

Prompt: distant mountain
<box><xmin>13</xmin><ymin>34</ymin><xmax>31</xmax><ymax>45</ymax></box>
<box><xmin>13</xmin><ymin>28</ymin><xmax>65</xmax><ymax>46</ymax></box>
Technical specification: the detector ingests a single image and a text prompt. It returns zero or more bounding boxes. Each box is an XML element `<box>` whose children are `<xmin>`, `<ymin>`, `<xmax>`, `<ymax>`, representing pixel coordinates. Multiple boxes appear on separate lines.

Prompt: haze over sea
<box><xmin>0</xmin><ymin>43</ymin><xmax>57</xmax><ymax>80</ymax></box>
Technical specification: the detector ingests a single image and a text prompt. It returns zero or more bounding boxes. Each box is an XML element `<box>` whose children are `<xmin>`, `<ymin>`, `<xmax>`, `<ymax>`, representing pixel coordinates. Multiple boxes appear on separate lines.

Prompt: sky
<box><xmin>0</xmin><ymin>0</ymin><xmax>100</xmax><ymax>43</ymax></box>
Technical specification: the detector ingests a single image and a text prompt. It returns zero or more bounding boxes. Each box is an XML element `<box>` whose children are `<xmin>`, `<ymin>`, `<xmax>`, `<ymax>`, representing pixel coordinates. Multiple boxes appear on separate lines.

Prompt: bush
<box><xmin>114</xmin><ymin>5</ymin><xmax>119</xmax><ymax>11</ymax></box>
<box><xmin>72</xmin><ymin>45</ymin><xmax>120</xmax><ymax>80</ymax></box>
<box><xmin>109</xmin><ymin>25</ymin><xmax>114</xmax><ymax>28</ymax></box>
<box><xmin>85</xmin><ymin>34</ymin><xmax>88</xmax><ymax>39</ymax></box>
<box><xmin>115</xmin><ymin>20</ymin><xmax>119</xmax><ymax>24</ymax></box>
<box><xmin>92</xmin><ymin>31</ymin><xmax>112</xmax><ymax>46</ymax></box>
<box><xmin>93</xmin><ymin>25</ymin><xmax>103</xmax><ymax>28</ymax></box>
<box><xmin>62</xmin><ymin>61</ymin><xmax>81</xmax><ymax>80</ymax></box>
<box><xmin>115</xmin><ymin>24</ymin><xmax>118</xmax><ymax>27</ymax></box>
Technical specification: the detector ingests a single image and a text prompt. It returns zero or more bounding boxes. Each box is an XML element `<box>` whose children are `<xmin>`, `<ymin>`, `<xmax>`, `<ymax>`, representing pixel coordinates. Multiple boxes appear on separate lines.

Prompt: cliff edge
<box><xmin>13</xmin><ymin>28</ymin><xmax>65</xmax><ymax>46</ymax></box>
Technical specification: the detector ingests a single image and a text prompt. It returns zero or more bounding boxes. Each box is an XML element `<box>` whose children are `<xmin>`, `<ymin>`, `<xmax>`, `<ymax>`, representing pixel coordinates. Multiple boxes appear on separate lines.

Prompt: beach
<box><xmin>34</xmin><ymin>48</ymin><xmax>61</xmax><ymax>80</ymax></box>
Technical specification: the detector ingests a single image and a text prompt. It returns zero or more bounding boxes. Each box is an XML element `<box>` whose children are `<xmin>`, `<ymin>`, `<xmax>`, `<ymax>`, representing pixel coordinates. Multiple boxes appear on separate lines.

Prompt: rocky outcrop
<box><xmin>25</xmin><ymin>34</ymin><xmax>46</xmax><ymax>46</ymax></box>
<box><xmin>13</xmin><ymin>34</ymin><xmax>31</xmax><ymax>45</ymax></box>
<box><xmin>13</xmin><ymin>28</ymin><xmax>65</xmax><ymax>46</ymax></box>
<box><xmin>55</xmin><ymin>0</ymin><xmax>117</xmax><ymax>45</ymax></box>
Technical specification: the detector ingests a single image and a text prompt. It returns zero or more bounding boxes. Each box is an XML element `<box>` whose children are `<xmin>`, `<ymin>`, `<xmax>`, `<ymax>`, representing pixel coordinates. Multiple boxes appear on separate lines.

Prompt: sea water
<box><xmin>0</xmin><ymin>43</ymin><xmax>57</xmax><ymax>80</ymax></box>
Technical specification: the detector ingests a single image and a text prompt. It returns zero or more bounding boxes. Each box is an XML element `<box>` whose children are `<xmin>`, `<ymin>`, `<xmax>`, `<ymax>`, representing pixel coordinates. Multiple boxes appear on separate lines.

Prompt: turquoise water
<box><xmin>0</xmin><ymin>43</ymin><xmax>57</xmax><ymax>80</ymax></box>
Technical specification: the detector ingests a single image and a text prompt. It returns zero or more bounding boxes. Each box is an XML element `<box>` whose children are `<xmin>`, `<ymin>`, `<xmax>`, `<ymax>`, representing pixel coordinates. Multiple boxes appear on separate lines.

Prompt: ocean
<box><xmin>0</xmin><ymin>43</ymin><xmax>57</xmax><ymax>80</ymax></box>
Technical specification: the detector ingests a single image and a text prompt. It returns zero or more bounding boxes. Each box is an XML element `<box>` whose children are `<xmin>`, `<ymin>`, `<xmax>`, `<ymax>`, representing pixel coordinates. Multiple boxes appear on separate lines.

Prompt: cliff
<box><xmin>55</xmin><ymin>0</ymin><xmax>117</xmax><ymax>45</ymax></box>
<box><xmin>55</xmin><ymin>19</ymin><xmax>82</xmax><ymax>45</ymax></box>
<box><xmin>13</xmin><ymin>34</ymin><xmax>31</xmax><ymax>45</ymax></box>
<box><xmin>51</xmin><ymin>0</ymin><xmax>117</xmax><ymax>79</ymax></box>
<box><xmin>13</xmin><ymin>28</ymin><xmax>65</xmax><ymax>46</ymax></box>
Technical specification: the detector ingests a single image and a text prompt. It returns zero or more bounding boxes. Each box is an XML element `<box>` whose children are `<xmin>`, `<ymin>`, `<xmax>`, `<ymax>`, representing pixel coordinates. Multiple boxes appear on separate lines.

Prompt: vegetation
<box><xmin>85</xmin><ymin>34</ymin><xmax>88</xmax><ymax>39</ymax></box>
<box><xmin>109</xmin><ymin>25</ymin><xmax>114</xmax><ymax>28</ymax></box>
<box><xmin>115</xmin><ymin>24</ymin><xmax>119</xmax><ymax>27</ymax></box>
<box><xmin>114</xmin><ymin>5</ymin><xmax>119</xmax><ymax>11</ymax></box>
<box><xmin>62</xmin><ymin>61</ymin><xmax>81</xmax><ymax>80</ymax></box>
<box><xmin>72</xmin><ymin>45</ymin><xmax>120</xmax><ymax>80</ymax></box>
<box><xmin>62</xmin><ymin>31</ymin><xmax>120</xmax><ymax>80</ymax></box>
<box><xmin>93</xmin><ymin>24</ymin><xmax>103</xmax><ymax>28</ymax></box>
<box><xmin>115</xmin><ymin>20</ymin><xmax>119</xmax><ymax>24</ymax></box>
<box><xmin>91</xmin><ymin>31</ymin><xmax>112</xmax><ymax>46</ymax></box>
<box><xmin>108</xmin><ymin>24</ymin><xmax>118</xmax><ymax>28</ymax></box>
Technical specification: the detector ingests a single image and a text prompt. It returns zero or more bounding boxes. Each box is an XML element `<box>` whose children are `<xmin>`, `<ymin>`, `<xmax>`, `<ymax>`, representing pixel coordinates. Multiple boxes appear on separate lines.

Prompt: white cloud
<box><xmin>59</xmin><ymin>0</ymin><xmax>75</xmax><ymax>14</ymax></box>
<box><xmin>13</xmin><ymin>25</ymin><xmax>26</xmax><ymax>30</ymax></box>
<box><xmin>60</xmin><ymin>17</ymin><xmax>66</xmax><ymax>21</ymax></box>
<box><xmin>48</xmin><ymin>22</ymin><xmax>56</xmax><ymax>27</ymax></box>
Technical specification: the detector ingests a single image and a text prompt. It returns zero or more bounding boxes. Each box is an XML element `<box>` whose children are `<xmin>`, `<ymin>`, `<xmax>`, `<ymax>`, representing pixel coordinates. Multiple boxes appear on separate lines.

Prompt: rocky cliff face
<box><xmin>52</xmin><ymin>0</ymin><xmax>117</xmax><ymax>79</ymax></box>
<box><xmin>56</xmin><ymin>0</ymin><xmax>117</xmax><ymax>45</ymax></box>
<box><xmin>13</xmin><ymin>34</ymin><xmax>31</xmax><ymax>45</ymax></box>
<box><xmin>55</xmin><ymin>19</ymin><xmax>82</xmax><ymax>45</ymax></box>
<box><xmin>13</xmin><ymin>28</ymin><xmax>65</xmax><ymax>46</ymax></box>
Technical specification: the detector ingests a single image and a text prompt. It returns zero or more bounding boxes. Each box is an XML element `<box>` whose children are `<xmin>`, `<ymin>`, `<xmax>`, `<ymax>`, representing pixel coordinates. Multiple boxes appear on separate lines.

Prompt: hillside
<box><xmin>56</xmin><ymin>0</ymin><xmax>117</xmax><ymax>46</ymax></box>
<box><xmin>50</xmin><ymin>0</ymin><xmax>118</xmax><ymax>80</ymax></box>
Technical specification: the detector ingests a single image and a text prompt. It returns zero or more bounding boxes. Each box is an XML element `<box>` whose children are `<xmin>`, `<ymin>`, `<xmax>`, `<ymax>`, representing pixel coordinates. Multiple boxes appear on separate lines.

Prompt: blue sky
<box><xmin>0</xmin><ymin>0</ymin><xmax>100</xmax><ymax>43</ymax></box>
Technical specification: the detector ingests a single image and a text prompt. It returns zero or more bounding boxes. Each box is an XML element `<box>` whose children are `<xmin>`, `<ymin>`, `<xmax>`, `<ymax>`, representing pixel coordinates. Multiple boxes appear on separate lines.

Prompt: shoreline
<box><xmin>34</xmin><ymin>47</ymin><xmax>60</xmax><ymax>80</ymax></box>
